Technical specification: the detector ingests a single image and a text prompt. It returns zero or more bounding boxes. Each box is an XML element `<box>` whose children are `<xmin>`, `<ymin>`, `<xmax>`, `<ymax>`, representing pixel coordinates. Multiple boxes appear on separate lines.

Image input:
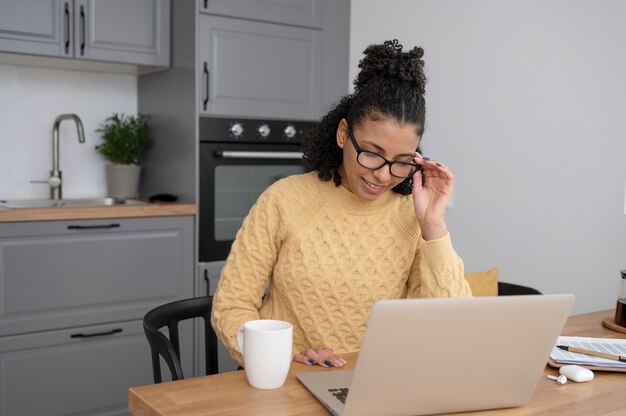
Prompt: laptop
<box><xmin>297</xmin><ymin>294</ymin><xmax>574</xmax><ymax>416</ymax></box>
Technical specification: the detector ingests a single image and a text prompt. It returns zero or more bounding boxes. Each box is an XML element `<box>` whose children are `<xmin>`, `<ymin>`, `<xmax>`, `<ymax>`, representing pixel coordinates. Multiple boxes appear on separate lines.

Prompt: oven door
<box><xmin>199</xmin><ymin>142</ymin><xmax>306</xmax><ymax>262</ymax></box>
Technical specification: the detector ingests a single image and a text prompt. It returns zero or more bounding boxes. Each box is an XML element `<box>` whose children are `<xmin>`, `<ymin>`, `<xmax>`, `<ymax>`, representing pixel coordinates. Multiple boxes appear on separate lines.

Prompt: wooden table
<box><xmin>129</xmin><ymin>310</ymin><xmax>626</xmax><ymax>415</ymax></box>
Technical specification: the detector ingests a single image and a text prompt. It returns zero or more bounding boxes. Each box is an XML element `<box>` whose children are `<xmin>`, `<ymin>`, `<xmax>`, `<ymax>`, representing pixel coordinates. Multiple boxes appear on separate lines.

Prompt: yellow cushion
<box><xmin>465</xmin><ymin>267</ymin><xmax>499</xmax><ymax>296</ymax></box>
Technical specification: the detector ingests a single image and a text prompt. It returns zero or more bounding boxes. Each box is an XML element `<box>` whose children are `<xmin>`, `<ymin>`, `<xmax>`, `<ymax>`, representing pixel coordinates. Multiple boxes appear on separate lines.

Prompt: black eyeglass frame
<box><xmin>346</xmin><ymin>123</ymin><xmax>421</xmax><ymax>179</ymax></box>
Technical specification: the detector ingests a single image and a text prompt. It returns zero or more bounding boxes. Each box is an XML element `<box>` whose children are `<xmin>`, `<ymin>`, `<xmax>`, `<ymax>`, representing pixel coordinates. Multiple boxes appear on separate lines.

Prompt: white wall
<box><xmin>351</xmin><ymin>0</ymin><xmax>626</xmax><ymax>313</ymax></box>
<box><xmin>0</xmin><ymin>64</ymin><xmax>136</xmax><ymax>199</ymax></box>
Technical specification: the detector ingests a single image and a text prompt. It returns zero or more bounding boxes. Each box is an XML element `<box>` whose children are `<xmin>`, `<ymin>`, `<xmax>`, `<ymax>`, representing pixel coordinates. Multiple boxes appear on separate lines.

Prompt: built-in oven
<box><xmin>198</xmin><ymin>117</ymin><xmax>317</xmax><ymax>373</ymax></box>
<box><xmin>198</xmin><ymin>117</ymin><xmax>316</xmax><ymax>262</ymax></box>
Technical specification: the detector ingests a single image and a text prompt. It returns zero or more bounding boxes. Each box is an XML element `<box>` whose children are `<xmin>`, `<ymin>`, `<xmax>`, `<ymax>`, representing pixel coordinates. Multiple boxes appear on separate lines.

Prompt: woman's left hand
<box><xmin>411</xmin><ymin>153</ymin><xmax>454</xmax><ymax>240</ymax></box>
<box><xmin>293</xmin><ymin>347</ymin><xmax>347</xmax><ymax>368</ymax></box>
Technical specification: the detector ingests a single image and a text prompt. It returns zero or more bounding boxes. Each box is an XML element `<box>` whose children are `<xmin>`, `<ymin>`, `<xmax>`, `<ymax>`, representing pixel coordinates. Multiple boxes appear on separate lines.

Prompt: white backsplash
<box><xmin>0</xmin><ymin>64</ymin><xmax>137</xmax><ymax>199</ymax></box>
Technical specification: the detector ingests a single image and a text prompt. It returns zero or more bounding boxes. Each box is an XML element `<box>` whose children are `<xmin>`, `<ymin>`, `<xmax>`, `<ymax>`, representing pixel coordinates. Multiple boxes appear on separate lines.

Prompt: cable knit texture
<box><xmin>211</xmin><ymin>172</ymin><xmax>471</xmax><ymax>364</ymax></box>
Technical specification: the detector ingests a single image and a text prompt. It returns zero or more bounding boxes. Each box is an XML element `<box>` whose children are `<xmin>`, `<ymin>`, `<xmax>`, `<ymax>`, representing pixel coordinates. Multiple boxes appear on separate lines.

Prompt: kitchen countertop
<box><xmin>0</xmin><ymin>202</ymin><xmax>196</xmax><ymax>222</ymax></box>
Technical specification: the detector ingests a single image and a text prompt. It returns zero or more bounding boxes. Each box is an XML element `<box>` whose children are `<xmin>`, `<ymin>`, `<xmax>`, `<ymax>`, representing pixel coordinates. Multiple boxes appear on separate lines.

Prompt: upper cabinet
<box><xmin>0</xmin><ymin>1</ymin><xmax>65</xmax><ymax>57</ymax></box>
<box><xmin>199</xmin><ymin>0</ymin><xmax>322</xmax><ymax>28</ymax></box>
<box><xmin>74</xmin><ymin>0</ymin><xmax>170</xmax><ymax>67</ymax></box>
<box><xmin>0</xmin><ymin>0</ymin><xmax>170</xmax><ymax>69</ymax></box>
<box><xmin>198</xmin><ymin>14</ymin><xmax>322</xmax><ymax>120</ymax></box>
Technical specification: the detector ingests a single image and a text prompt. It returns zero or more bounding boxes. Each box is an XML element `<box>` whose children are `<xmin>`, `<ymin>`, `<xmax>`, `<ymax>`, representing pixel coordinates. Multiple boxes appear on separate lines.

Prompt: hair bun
<box><xmin>354</xmin><ymin>39</ymin><xmax>426</xmax><ymax>95</ymax></box>
<box><xmin>384</xmin><ymin>39</ymin><xmax>404</xmax><ymax>51</ymax></box>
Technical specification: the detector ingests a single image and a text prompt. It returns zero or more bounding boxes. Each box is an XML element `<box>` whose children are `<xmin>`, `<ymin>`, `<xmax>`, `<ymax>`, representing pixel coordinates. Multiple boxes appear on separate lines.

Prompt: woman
<box><xmin>211</xmin><ymin>39</ymin><xmax>471</xmax><ymax>368</ymax></box>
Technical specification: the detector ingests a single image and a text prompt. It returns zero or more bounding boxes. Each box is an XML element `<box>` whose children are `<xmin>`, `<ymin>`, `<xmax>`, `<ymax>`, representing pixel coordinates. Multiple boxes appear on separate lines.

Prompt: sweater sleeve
<box><xmin>210</xmin><ymin>186</ymin><xmax>285</xmax><ymax>365</ymax></box>
<box><xmin>406</xmin><ymin>232</ymin><xmax>472</xmax><ymax>298</ymax></box>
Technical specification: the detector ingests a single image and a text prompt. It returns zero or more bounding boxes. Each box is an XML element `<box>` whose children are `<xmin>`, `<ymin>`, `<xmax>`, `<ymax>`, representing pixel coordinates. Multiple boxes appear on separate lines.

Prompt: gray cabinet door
<box><xmin>198</xmin><ymin>15</ymin><xmax>322</xmax><ymax>120</ymax></box>
<box><xmin>0</xmin><ymin>0</ymin><xmax>70</xmax><ymax>57</ymax></box>
<box><xmin>0</xmin><ymin>319</ymin><xmax>188</xmax><ymax>416</ymax></box>
<box><xmin>199</xmin><ymin>0</ymin><xmax>322</xmax><ymax>28</ymax></box>
<box><xmin>0</xmin><ymin>216</ymin><xmax>194</xmax><ymax>336</ymax></box>
<box><xmin>0</xmin><ymin>0</ymin><xmax>169</xmax><ymax>67</ymax></box>
<box><xmin>74</xmin><ymin>0</ymin><xmax>170</xmax><ymax>66</ymax></box>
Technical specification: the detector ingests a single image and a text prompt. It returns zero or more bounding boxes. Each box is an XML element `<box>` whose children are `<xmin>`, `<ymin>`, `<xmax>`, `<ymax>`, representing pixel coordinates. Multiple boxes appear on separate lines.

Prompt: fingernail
<box><xmin>423</xmin><ymin>157</ymin><xmax>431</xmax><ymax>161</ymax></box>
<box><xmin>333</xmin><ymin>359</ymin><xmax>344</xmax><ymax>367</ymax></box>
<box><xmin>308</xmin><ymin>359</ymin><xmax>317</xmax><ymax>365</ymax></box>
<box><xmin>323</xmin><ymin>360</ymin><xmax>333</xmax><ymax>367</ymax></box>
<box><xmin>436</xmin><ymin>162</ymin><xmax>442</xmax><ymax>167</ymax></box>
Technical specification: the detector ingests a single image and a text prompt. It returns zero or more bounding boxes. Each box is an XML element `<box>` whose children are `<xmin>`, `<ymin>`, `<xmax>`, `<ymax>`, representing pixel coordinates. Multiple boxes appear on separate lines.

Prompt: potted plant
<box><xmin>95</xmin><ymin>113</ymin><xmax>154</xmax><ymax>200</ymax></box>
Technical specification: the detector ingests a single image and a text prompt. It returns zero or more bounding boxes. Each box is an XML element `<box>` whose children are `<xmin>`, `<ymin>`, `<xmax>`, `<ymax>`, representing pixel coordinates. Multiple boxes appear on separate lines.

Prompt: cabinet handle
<box><xmin>204</xmin><ymin>0</ymin><xmax>208</xmax><ymax>9</ymax></box>
<box><xmin>79</xmin><ymin>5</ymin><xmax>86</xmax><ymax>56</ymax></box>
<box><xmin>71</xmin><ymin>328</ymin><xmax>123</xmax><ymax>338</ymax></box>
<box><xmin>64</xmin><ymin>3</ymin><xmax>70</xmax><ymax>54</ymax></box>
<box><xmin>67</xmin><ymin>223</ymin><xmax>121</xmax><ymax>230</ymax></box>
<box><xmin>202</xmin><ymin>62</ymin><xmax>209</xmax><ymax>110</ymax></box>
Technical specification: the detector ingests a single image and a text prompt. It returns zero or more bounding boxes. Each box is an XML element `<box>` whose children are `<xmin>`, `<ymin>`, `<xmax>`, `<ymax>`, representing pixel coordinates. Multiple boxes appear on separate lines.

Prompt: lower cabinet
<box><xmin>0</xmin><ymin>215</ymin><xmax>195</xmax><ymax>416</ymax></box>
<box><xmin>0</xmin><ymin>320</ymin><xmax>151</xmax><ymax>416</ymax></box>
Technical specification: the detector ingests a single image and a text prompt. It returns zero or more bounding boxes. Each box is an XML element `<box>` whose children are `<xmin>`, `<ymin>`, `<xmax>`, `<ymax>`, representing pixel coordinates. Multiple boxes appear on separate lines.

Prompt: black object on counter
<box><xmin>149</xmin><ymin>193</ymin><xmax>178</xmax><ymax>203</ymax></box>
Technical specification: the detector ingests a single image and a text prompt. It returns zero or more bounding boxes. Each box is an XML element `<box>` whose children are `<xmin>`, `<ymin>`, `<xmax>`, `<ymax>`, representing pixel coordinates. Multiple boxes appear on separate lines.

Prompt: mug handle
<box><xmin>237</xmin><ymin>325</ymin><xmax>245</xmax><ymax>355</ymax></box>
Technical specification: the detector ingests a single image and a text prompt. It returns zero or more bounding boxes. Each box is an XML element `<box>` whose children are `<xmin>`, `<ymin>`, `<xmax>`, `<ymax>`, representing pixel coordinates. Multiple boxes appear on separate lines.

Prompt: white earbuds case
<box><xmin>559</xmin><ymin>365</ymin><xmax>594</xmax><ymax>382</ymax></box>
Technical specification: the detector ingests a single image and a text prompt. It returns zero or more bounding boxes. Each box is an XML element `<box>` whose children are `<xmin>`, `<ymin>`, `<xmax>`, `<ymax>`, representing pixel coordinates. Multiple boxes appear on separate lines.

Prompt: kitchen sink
<box><xmin>0</xmin><ymin>197</ymin><xmax>151</xmax><ymax>209</ymax></box>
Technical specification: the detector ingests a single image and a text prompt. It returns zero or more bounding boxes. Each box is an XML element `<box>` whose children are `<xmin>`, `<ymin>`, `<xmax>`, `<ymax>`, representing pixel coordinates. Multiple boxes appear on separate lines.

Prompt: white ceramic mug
<box><xmin>237</xmin><ymin>319</ymin><xmax>293</xmax><ymax>389</ymax></box>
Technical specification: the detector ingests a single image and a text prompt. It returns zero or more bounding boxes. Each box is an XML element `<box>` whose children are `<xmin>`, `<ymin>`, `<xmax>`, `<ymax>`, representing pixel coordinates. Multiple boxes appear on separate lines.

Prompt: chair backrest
<box><xmin>143</xmin><ymin>296</ymin><xmax>218</xmax><ymax>383</ymax></box>
<box><xmin>497</xmin><ymin>282</ymin><xmax>543</xmax><ymax>296</ymax></box>
<box><xmin>465</xmin><ymin>268</ymin><xmax>542</xmax><ymax>297</ymax></box>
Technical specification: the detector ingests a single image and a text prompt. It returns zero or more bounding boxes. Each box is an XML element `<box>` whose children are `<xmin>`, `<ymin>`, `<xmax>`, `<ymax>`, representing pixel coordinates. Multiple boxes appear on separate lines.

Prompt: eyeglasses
<box><xmin>346</xmin><ymin>123</ymin><xmax>421</xmax><ymax>179</ymax></box>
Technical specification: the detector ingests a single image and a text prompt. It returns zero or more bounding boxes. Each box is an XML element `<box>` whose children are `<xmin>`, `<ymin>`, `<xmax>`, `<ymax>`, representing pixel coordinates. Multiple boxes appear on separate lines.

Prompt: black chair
<box><xmin>498</xmin><ymin>281</ymin><xmax>542</xmax><ymax>296</ymax></box>
<box><xmin>143</xmin><ymin>296</ymin><xmax>218</xmax><ymax>383</ymax></box>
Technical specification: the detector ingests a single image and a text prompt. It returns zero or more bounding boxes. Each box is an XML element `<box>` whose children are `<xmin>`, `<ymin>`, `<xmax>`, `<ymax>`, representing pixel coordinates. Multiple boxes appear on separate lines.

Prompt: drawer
<box><xmin>0</xmin><ymin>320</ymin><xmax>156</xmax><ymax>416</ymax></box>
<box><xmin>0</xmin><ymin>217</ymin><xmax>194</xmax><ymax>336</ymax></box>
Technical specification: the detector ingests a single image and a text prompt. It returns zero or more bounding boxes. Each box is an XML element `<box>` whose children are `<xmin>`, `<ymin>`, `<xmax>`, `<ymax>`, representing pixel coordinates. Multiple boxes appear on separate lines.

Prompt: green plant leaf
<box><xmin>95</xmin><ymin>113</ymin><xmax>154</xmax><ymax>165</ymax></box>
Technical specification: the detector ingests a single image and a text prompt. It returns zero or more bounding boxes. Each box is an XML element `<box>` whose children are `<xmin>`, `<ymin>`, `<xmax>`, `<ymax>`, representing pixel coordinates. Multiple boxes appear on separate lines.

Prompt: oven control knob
<box><xmin>283</xmin><ymin>124</ymin><xmax>297</xmax><ymax>140</ymax></box>
<box><xmin>257</xmin><ymin>124</ymin><xmax>271</xmax><ymax>138</ymax></box>
<box><xmin>229</xmin><ymin>122</ymin><xmax>244</xmax><ymax>137</ymax></box>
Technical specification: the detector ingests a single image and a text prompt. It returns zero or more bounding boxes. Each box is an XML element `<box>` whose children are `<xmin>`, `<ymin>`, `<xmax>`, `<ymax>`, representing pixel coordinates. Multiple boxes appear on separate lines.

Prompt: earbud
<box><xmin>547</xmin><ymin>374</ymin><xmax>567</xmax><ymax>385</ymax></box>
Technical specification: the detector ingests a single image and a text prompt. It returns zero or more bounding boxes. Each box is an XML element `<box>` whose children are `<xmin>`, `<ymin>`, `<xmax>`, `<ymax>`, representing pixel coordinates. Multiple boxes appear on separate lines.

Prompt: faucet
<box><xmin>32</xmin><ymin>114</ymin><xmax>86</xmax><ymax>199</ymax></box>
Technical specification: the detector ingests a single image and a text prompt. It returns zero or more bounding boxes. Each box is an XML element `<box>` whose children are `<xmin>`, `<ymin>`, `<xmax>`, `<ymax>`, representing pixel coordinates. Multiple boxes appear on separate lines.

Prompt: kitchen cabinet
<box><xmin>198</xmin><ymin>14</ymin><xmax>322</xmax><ymax>120</ymax></box>
<box><xmin>0</xmin><ymin>215</ymin><xmax>194</xmax><ymax>416</ymax></box>
<box><xmin>0</xmin><ymin>1</ymin><xmax>65</xmax><ymax>57</ymax></box>
<box><xmin>0</xmin><ymin>0</ymin><xmax>170</xmax><ymax>68</ymax></box>
<box><xmin>0</xmin><ymin>321</ymin><xmax>149</xmax><ymax>416</ymax></box>
<box><xmin>199</xmin><ymin>0</ymin><xmax>322</xmax><ymax>28</ymax></box>
<box><xmin>138</xmin><ymin>0</ymin><xmax>349</xmax><ymax>202</ymax></box>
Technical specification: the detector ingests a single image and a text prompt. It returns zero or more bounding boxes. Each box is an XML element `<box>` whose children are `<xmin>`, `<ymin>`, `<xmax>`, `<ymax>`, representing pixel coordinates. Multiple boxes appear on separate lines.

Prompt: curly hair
<box><xmin>302</xmin><ymin>39</ymin><xmax>427</xmax><ymax>195</ymax></box>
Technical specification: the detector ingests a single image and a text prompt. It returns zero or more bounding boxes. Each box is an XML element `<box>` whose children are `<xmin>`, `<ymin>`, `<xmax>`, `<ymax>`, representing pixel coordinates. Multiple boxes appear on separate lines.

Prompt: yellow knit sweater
<box><xmin>211</xmin><ymin>172</ymin><xmax>471</xmax><ymax>364</ymax></box>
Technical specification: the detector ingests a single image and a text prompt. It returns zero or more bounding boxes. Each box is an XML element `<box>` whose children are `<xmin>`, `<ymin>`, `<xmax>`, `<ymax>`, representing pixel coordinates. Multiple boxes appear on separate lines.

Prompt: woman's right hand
<box><xmin>411</xmin><ymin>152</ymin><xmax>453</xmax><ymax>240</ymax></box>
<box><xmin>293</xmin><ymin>347</ymin><xmax>347</xmax><ymax>368</ymax></box>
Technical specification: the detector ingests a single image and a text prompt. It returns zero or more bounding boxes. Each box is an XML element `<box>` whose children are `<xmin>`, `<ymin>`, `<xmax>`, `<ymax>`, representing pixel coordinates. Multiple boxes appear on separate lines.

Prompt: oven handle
<box><xmin>216</xmin><ymin>151</ymin><xmax>303</xmax><ymax>160</ymax></box>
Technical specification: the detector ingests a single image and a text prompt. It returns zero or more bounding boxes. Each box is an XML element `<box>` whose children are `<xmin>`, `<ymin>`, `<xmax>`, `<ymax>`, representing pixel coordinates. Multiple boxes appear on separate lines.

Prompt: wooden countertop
<box><xmin>0</xmin><ymin>202</ymin><xmax>196</xmax><ymax>222</ymax></box>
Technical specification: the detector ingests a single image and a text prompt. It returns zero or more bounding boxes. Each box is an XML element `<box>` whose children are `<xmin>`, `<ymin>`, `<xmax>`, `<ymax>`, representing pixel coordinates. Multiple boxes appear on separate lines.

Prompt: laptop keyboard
<box><xmin>328</xmin><ymin>388</ymin><xmax>349</xmax><ymax>404</ymax></box>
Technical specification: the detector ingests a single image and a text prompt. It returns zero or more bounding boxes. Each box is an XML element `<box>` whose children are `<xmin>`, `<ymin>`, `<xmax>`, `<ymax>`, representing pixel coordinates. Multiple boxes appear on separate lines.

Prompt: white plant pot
<box><xmin>106</xmin><ymin>164</ymin><xmax>141</xmax><ymax>200</ymax></box>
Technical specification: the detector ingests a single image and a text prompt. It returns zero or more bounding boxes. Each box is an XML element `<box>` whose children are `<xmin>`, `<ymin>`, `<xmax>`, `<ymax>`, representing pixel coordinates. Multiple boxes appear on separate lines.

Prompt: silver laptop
<box><xmin>297</xmin><ymin>294</ymin><xmax>574</xmax><ymax>416</ymax></box>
